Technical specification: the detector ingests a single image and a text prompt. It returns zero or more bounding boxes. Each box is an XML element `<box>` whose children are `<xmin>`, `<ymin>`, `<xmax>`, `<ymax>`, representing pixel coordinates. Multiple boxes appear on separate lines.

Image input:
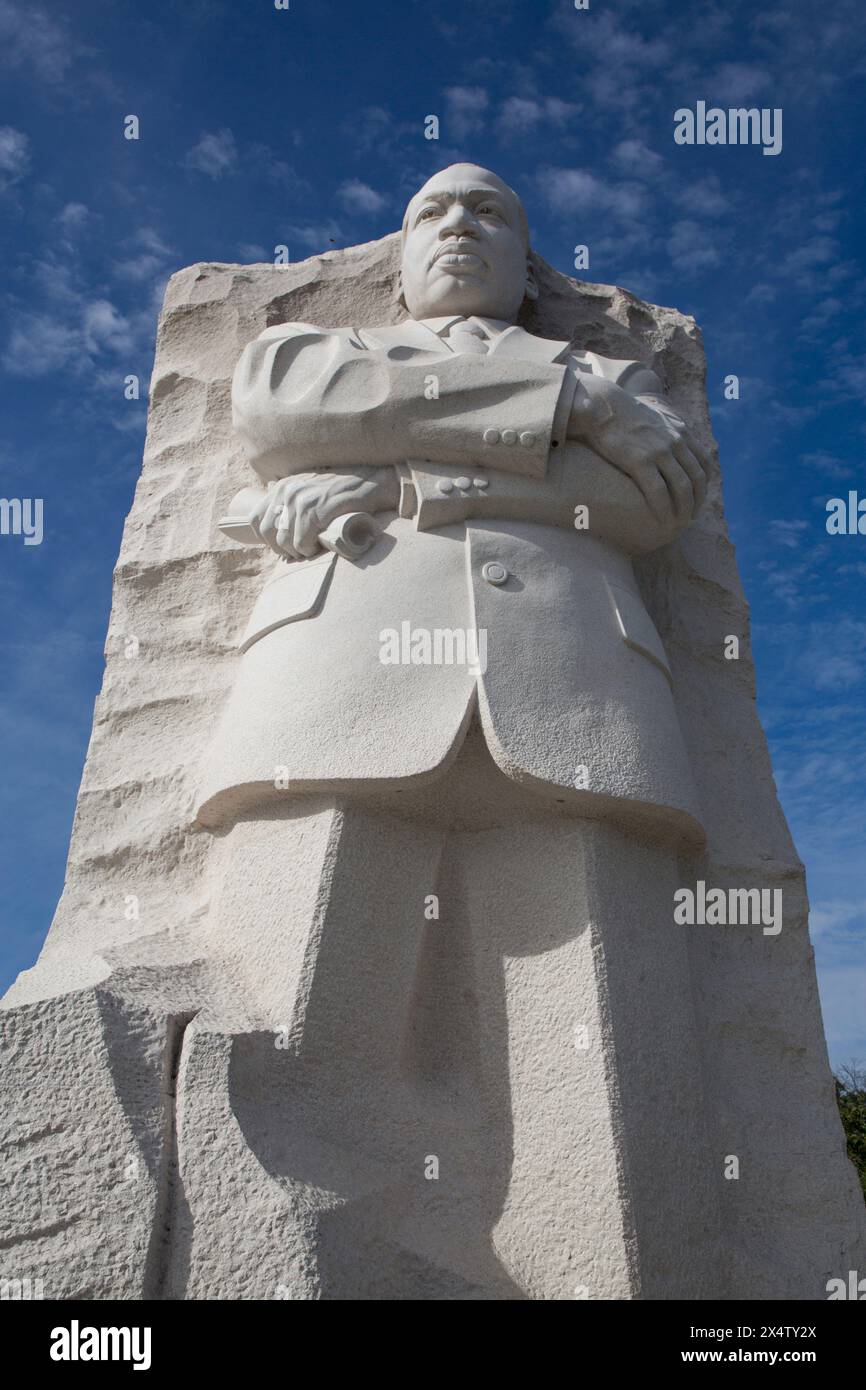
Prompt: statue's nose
<box><xmin>439</xmin><ymin>204</ymin><xmax>478</xmax><ymax>238</ymax></box>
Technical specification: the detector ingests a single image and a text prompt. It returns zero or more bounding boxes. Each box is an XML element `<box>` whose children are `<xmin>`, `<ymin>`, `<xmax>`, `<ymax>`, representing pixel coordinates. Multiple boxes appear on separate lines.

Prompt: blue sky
<box><xmin>1</xmin><ymin>0</ymin><xmax>864</xmax><ymax>1067</ymax></box>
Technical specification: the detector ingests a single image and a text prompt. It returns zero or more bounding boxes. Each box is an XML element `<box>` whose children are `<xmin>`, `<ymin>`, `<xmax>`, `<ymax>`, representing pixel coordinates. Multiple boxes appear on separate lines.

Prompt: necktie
<box><xmin>445</xmin><ymin>318</ymin><xmax>489</xmax><ymax>355</ymax></box>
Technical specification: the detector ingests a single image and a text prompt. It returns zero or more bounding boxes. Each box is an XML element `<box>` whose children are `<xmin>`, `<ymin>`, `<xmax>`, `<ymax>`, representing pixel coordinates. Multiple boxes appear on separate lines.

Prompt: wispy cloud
<box><xmin>710</xmin><ymin>61</ymin><xmax>771</xmax><ymax>102</ymax></box>
<box><xmin>111</xmin><ymin>226</ymin><xmax>176</xmax><ymax>285</ymax></box>
<box><xmin>497</xmin><ymin>96</ymin><xmax>580</xmax><ymax>137</ymax></box>
<box><xmin>284</xmin><ymin>220</ymin><xmax>344</xmax><ymax>251</ymax></box>
<box><xmin>338</xmin><ymin>179</ymin><xmax>387</xmax><ymax>214</ymax></box>
<box><xmin>613</xmin><ymin>138</ymin><xmax>665</xmax><ymax>176</ymax></box>
<box><xmin>443</xmin><ymin>85</ymin><xmax>489</xmax><ymax>140</ymax></box>
<box><xmin>57</xmin><ymin>201</ymin><xmax>90</xmax><ymax>231</ymax></box>
<box><xmin>0</xmin><ymin>0</ymin><xmax>79</xmax><ymax>84</ymax></box>
<box><xmin>769</xmin><ymin>518</ymin><xmax>810</xmax><ymax>549</ymax></box>
<box><xmin>184</xmin><ymin>128</ymin><xmax>238</xmax><ymax>179</ymax></box>
<box><xmin>667</xmin><ymin>218</ymin><xmax>722</xmax><ymax>272</ymax></box>
<box><xmin>539</xmin><ymin>166</ymin><xmax>646</xmax><ymax>220</ymax></box>
<box><xmin>0</xmin><ymin>124</ymin><xmax>29</xmax><ymax>191</ymax></box>
<box><xmin>801</xmin><ymin>450</ymin><xmax>853</xmax><ymax>481</ymax></box>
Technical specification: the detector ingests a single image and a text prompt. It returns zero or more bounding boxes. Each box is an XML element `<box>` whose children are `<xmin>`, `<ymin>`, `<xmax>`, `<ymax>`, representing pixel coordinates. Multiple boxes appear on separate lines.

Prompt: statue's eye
<box><xmin>418</xmin><ymin>207</ymin><xmax>440</xmax><ymax>221</ymax></box>
<box><xmin>477</xmin><ymin>204</ymin><xmax>500</xmax><ymax>217</ymax></box>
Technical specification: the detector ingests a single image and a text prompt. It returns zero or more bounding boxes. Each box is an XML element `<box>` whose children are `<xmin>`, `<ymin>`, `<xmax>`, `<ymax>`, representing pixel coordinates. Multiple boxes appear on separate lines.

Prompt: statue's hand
<box><xmin>567</xmin><ymin>376</ymin><xmax>710</xmax><ymax>528</ymax></box>
<box><xmin>253</xmin><ymin>468</ymin><xmax>399</xmax><ymax>560</ymax></box>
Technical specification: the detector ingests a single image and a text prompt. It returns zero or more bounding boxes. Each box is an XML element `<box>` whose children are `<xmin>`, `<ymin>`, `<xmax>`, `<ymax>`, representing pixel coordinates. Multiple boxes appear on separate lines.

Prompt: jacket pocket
<box><xmin>240</xmin><ymin>552</ymin><xmax>336</xmax><ymax>652</ymax></box>
<box><xmin>605</xmin><ymin>579</ymin><xmax>672</xmax><ymax>684</ymax></box>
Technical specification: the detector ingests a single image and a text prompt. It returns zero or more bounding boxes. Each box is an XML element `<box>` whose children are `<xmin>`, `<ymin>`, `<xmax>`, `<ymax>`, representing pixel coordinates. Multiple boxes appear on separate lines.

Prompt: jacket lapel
<box><xmin>360</xmin><ymin>319</ymin><xmax>572</xmax><ymax>364</ymax></box>
<box><xmin>358</xmin><ymin>320</ymin><xmax>451</xmax><ymax>354</ymax></box>
<box><xmin>486</xmin><ymin>324</ymin><xmax>572</xmax><ymax>364</ymax></box>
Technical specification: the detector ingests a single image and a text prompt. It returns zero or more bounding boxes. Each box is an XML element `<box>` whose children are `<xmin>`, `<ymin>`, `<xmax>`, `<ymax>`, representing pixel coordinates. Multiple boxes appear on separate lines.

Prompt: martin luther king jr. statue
<box><xmin>201</xmin><ymin>165</ymin><xmax>709</xmax><ymax>834</ymax></box>
<box><xmin>194</xmin><ymin>164</ymin><xmax>725</xmax><ymax>1299</ymax></box>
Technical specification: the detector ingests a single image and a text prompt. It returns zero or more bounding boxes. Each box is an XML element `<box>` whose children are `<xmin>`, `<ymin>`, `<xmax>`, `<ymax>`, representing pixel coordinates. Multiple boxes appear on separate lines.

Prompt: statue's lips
<box><xmin>432</xmin><ymin>246</ymin><xmax>486</xmax><ymax>271</ymax></box>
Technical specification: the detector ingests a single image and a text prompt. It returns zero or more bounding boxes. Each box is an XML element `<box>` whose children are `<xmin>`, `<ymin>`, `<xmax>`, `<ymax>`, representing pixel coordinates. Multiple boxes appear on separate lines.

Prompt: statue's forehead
<box><xmin>407</xmin><ymin>170</ymin><xmax>515</xmax><ymax>209</ymax></box>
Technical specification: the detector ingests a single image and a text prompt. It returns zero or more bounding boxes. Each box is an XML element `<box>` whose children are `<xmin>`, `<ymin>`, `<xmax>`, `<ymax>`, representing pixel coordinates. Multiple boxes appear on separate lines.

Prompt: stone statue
<box><xmin>200</xmin><ymin>163</ymin><xmax>709</xmax><ymax>842</ymax></box>
<box><xmin>2</xmin><ymin>165</ymin><xmax>863</xmax><ymax>1303</ymax></box>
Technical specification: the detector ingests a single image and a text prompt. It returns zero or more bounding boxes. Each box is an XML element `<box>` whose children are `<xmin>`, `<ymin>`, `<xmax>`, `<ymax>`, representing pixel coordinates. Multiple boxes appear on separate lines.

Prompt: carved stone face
<box><xmin>400</xmin><ymin>163</ymin><xmax>537</xmax><ymax>322</ymax></box>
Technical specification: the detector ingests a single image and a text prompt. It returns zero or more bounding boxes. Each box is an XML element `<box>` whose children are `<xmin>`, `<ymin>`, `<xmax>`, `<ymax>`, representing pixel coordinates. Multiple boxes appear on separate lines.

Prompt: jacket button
<box><xmin>473</xmin><ymin>476</ymin><xmax>489</xmax><ymax>489</ymax></box>
<box><xmin>438</xmin><ymin>478</ymin><xmax>454</xmax><ymax>493</ymax></box>
<box><xmin>455</xmin><ymin>476</ymin><xmax>471</xmax><ymax>490</ymax></box>
<box><xmin>501</xmin><ymin>428</ymin><xmax>517</xmax><ymax>445</ymax></box>
<box><xmin>519</xmin><ymin>431</ymin><xmax>536</xmax><ymax>447</ymax></box>
<box><xmin>483</xmin><ymin>428</ymin><xmax>500</xmax><ymax>444</ymax></box>
<box><xmin>482</xmin><ymin>561</ymin><xmax>508</xmax><ymax>585</ymax></box>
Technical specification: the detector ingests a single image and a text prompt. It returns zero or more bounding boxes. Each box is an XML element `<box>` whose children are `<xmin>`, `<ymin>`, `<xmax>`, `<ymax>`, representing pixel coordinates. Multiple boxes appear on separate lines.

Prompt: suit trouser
<box><xmin>166</xmin><ymin>719</ymin><xmax>723</xmax><ymax>1300</ymax></box>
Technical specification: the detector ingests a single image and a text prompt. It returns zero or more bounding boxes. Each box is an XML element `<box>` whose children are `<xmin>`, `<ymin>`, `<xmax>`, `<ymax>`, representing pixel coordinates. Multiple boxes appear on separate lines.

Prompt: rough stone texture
<box><xmin>2</xmin><ymin>236</ymin><xmax>864</xmax><ymax>1299</ymax></box>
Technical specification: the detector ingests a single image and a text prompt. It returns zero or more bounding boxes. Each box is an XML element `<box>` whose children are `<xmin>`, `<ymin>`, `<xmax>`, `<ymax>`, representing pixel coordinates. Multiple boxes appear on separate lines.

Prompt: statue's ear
<box><xmin>524</xmin><ymin>258</ymin><xmax>539</xmax><ymax>303</ymax></box>
<box><xmin>396</xmin><ymin>274</ymin><xmax>408</xmax><ymax>311</ymax></box>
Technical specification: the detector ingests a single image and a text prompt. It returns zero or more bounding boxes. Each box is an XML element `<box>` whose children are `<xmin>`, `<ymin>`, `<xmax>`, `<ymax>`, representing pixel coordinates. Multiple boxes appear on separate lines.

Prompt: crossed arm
<box><xmin>231</xmin><ymin>324</ymin><xmax>711</xmax><ymax>560</ymax></box>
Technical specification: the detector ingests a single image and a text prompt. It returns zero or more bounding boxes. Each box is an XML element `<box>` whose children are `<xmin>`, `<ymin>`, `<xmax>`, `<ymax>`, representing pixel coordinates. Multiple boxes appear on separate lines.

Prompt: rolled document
<box><xmin>318</xmin><ymin>512</ymin><xmax>380</xmax><ymax>558</ymax></box>
<box><xmin>218</xmin><ymin>486</ymin><xmax>380</xmax><ymax>561</ymax></box>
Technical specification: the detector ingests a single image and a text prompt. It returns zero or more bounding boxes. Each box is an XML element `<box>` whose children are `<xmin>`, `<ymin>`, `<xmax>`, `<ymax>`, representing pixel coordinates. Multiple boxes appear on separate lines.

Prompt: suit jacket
<box><xmin>197</xmin><ymin>317</ymin><xmax>704</xmax><ymax>846</ymax></box>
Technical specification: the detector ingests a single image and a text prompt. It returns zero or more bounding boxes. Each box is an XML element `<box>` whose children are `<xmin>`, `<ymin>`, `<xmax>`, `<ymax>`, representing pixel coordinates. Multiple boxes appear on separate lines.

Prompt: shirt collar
<box><xmin>419</xmin><ymin>314</ymin><xmax>513</xmax><ymax>338</ymax></box>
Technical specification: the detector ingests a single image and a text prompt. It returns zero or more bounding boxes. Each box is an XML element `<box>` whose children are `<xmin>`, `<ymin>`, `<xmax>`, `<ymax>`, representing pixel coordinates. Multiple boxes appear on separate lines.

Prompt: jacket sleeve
<box><xmin>405</xmin><ymin>357</ymin><xmax>693</xmax><ymax>553</ymax></box>
<box><xmin>231</xmin><ymin>323</ymin><xmax>576</xmax><ymax>483</ymax></box>
<box><xmin>405</xmin><ymin>443</ymin><xmax>681</xmax><ymax>555</ymax></box>
<box><xmin>587</xmin><ymin>355</ymin><xmax>689</xmax><ymax>433</ymax></box>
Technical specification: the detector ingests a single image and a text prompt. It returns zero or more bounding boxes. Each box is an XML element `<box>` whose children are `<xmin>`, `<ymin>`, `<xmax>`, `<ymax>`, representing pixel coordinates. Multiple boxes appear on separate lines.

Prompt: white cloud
<box><xmin>710</xmin><ymin>62</ymin><xmax>771</xmax><ymax>102</ymax></box>
<box><xmin>676</xmin><ymin>174</ymin><xmax>729</xmax><ymax>218</ymax></box>
<box><xmin>0</xmin><ymin>125</ymin><xmax>29</xmax><ymax>190</ymax></box>
<box><xmin>0</xmin><ymin>0</ymin><xmax>76</xmax><ymax>84</ymax></box>
<box><xmin>82</xmin><ymin>300</ymin><xmax>134</xmax><ymax>355</ymax></box>
<box><xmin>112</xmin><ymin>226</ymin><xmax>175</xmax><ymax>283</ymax></box>
<box><xmin>544</xmin><ymin>97</ymin><xmax>580</xmax><ymax>125</ymax></box>
<box><xmin>744</xmin><ymin>282</ymin><xmax>777</xmax><ymax>305</ymax></box>
<box><xmin>792</xmin><ymin>236</ymin><xmax>839</xmax><ymax>268</ymax></box>
<box><xmin>110</xmin><ymin>407</ymin><xmax>148</xmax><ymax>435</ymax></box>
<box><xmin>135</xmin><ymin>227</ymin><xmax>172</xmax><ymax>258</ymax></box>
<box><xmin>810</xmin><ymin>899</ymin><xmax>866</xmax><ymax>941</ymax></box>
<box><xmin>183</xmin><ymin>131</ymin><xmax>302</xmax><ymax>192</ymax></box>
<box><xmin>3</xmin><ymin>295</ymin><xmax>137</xmax><ymax>377</ymax></box>
<box><xmin>811</xmin><ymin>655</ymin><xmax>865</xmax><ymax>692</ymax></box>
<box><xmin>57</xmin><ymin>201</ymin><xmax>89</xmax><ymax>231</ymax></box>
<box><xmin>769</xmin><ymin>518</ymin><xmax>809</xmax><ymax>549</ymax></box>
<box><xmin>552</xmin><ymin>10</ymin><xmax>670</xmax><ymax>110</ymax></box>
<box><xmin>613</xmin><ymin>138</ymin><xmax>664</xmax><ymax>176</ymax></box>
<box><xmin>498</xmin><ymin>96</ymin><xmax>580</xmax><ymax>137</ymax></box>
<box><xmin>540</xmin><ymin>166</ymin><xmax>646</xmax><ymax>221</ymax></box>
<box><xmin>498</xmin><ymin>97</ymin><xmax>544</xmax><ymax>135</ymax></box>
<box><xmin>798</xmin><ymin>296</ymin><xmax>844</xmax><ymax>337</ymax></box>
<box><xmin>346</xmin><ymin>106</ymin><xmax>394</xmax><ymax>151</ymax></box>
<box><xmin>338</xmin><ymin>179</ymin><xmax>386</xmax><ymax>214</ymax></box>
<box><xmin>185</xmin><ymin>128</ymin><xmax>238</xmax><ymax>179</ymax></box>
<box><xmin>814</xmin><ymin>965</ymin><xmax>866</xmax><ymax>1065</ymax></box>
<box><xmin>284</xmin><ymin>220</ymin><xmax>343</xmax><ymax>251</ymax></box>
<box><xmin>801</xmin><ymin>449</ymin><xmax>852</xmax><ymax>480</ymax></box>
<box><xmin>248</xmin><ymin>142</ymin><xmax>308</xmax><ymax>191</ymax></box>
<box><xmin>2</xmin><ymin>313</ymin><xmax>72</xmax><ymax>375</ymax></box>
<box><xmin>575</xmin><ymin>11</ymin><xmax>669</xmax><ymax>67</ymax></box>
<box><xmin>443</xmin><ymin>85</ymin><xmax>489</xmax><ymax>139</ymax></box>
<box><xmin>667</xmin><ymin>218</ymin><xmax>721</xmax><ymax>272</ymax></box>
<box><xmin>836</xmin><ymin>354</ymin><xmax>866</xmax><ymax>396</ymax></box>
